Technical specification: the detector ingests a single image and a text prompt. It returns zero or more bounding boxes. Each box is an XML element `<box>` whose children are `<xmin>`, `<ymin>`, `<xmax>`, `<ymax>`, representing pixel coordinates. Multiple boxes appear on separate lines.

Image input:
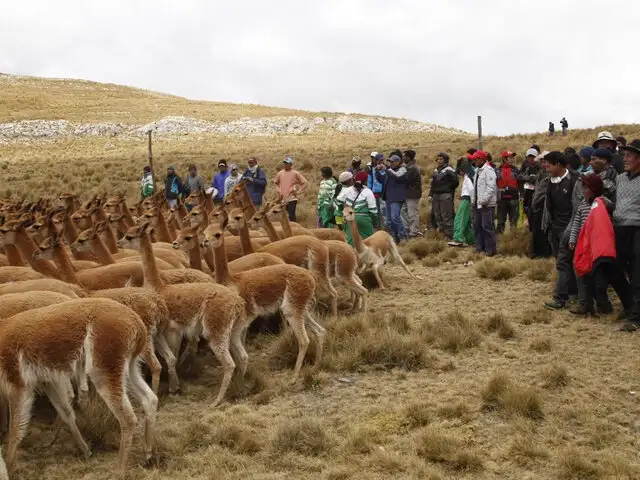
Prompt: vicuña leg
<box><xmin>128</xmin><ymin>361</ymin><xmax>158</xmax><ymax>464</ymax></box>
<box><xmin>154</xmin><ymin>333</ymin><xmax>179</xmax><ymax>394</ymax></box>
<box><xmin>5</xmin><ymin>388</ymin><xmax>34</xmax><ymax>472</ymax></box>
<box><xmin>44</xmin><ymin>381</ymin><xmax>91</xmax><ymax>459</ymax></box>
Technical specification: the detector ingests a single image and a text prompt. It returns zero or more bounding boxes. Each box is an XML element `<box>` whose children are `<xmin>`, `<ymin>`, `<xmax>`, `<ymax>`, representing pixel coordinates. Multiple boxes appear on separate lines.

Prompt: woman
<box><xmin>317</xmin><ymin>167</ymin><xmax>338</xmax><ymax>228</ymax></box>
<box><xmin>448</xmin><ymin>159</ymin><xmax>475</xmax><ymax>247</ymax></box>
<box><xmin>336</xmin><ymin>170</ymin><xmax>378</xmax><ymax>246</ymax></box>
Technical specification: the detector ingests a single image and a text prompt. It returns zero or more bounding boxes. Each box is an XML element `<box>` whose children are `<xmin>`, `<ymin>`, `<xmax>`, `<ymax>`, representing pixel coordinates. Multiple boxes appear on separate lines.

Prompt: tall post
<box><xmin>477</xmin><ymin>115</ymin><xmax>483</xmax><ymax>151</ymax></box>
<box><xmin>147</xmin><ymin>130</ymin><xmax>156</xmax><ymax>187</ymax></box>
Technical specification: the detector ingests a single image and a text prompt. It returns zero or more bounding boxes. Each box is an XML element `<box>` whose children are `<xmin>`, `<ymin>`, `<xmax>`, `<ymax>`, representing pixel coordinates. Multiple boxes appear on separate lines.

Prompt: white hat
<box><xmin>338</xmin><ymin>171</ymin><xmax>353</xmax><ymax>183</ymax></box>
<box><xmin>593</xmin><ymin>131</ymin><xmax>616</xmax><ymax>148</ymax></box>
<box><xmin>370</xmin><ymin>151</ymin><xmax>379</xmax><ymax>158</ymax></box>
<box><xmin>205</xmin><ymin>186</ymin><xmax>218</xmax><ymax>197</ymax></box>
<box><xmin>526</xmin><ymin>148</ymin><xmax>538</xmax><ymax>158</ymax></box>
<box><xmin>535</xmin><ymin>151</ymin><xmax>550</xmax><ymax>162</ymax></box>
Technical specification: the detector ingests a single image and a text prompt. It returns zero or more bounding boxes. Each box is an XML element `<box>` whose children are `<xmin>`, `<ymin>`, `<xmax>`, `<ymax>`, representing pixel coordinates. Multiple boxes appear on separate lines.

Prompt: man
<box><xmin>274</xmin><ymin>157</ymin><xmax>308</xmax><ymax>221</ymax></box>
<box><xmin>519</xmin><ymin>148</ymin><xmax>540</xmax><ymax>227</ymax></box>
<box><xmin>542</xmin><ymin>151</ymin><xmax>580</xmax><ymax>310</ymax></box>
<box><xmin>140</xmin><ymin>166</ymin><xmax>154</xmax><ymax>199</ymax></box>
<box><xmin>588</xmin><ymin>149</ymin><xmax>618</xmax><ymax>200</ymax></box>
<box><xmin>530</xmin><ymin>151</ymin><xmax>552</xmax><ymax>258</ymax></box>
<box><xmin>224</xmin><ymin>163</ymin><xmax>242</xmax><ymax>196</ymax></box>
<box><xmin>368</xmin><ymin>153</ymin><xmax>386</xmax><ymax>229</ymax></box>
<box><xmin>211</xmin><ymin>160</ymin><xmax>229</xmax><ymax>204</ymax></box>
<box><xmin>471</xmin><ymin>150</ymin><xmax>497</xmax><ymax>256</ymax></box>
<box><xmin>428</xmin><ymin>152</ymin><xmax>458</xmax><ymax>239</ymax></box>
<box><xmin>549</xmin><ymin>122</ymin><xmax>555</xmax><ymax>136</ymax></box>
<box><xmin>163</xmin><ymin>165</ymin><xmax>184</xmax><ymax>208</ymax></box>
<box><xmin>376</xmin><ymin>154</ymin><xmax>407</xmax><ymax>244</ymax></box>
<box><xmin>184</xmin><ymin>164</ymin><xmax>205</xmax><ymax>208</ymax></box>
<box><xmin>402</xmin><ymin>149</ymin><xmax>422</xmax><ymax>237</ymax></box>
<box><xmin>560</xmin><ymin>117</ymin><xmax>569</xmax><ymax>136</ymax></box>
<box><xmin>496</xmin><ymin>151</ymin><xmax>520</xmax><ymax>233</ymax></box>
<box><xmin>577</xmin><ymin>147</ymin><xmax>594</xmax><ymax>176</ymax></box>
<box><xmin>348</xmin><ymin>157</ymin><xmax>363</xmax><ymax>175</ymax></box>
<box><xmin>616</xmin><ymin>136</ymin><xmax>627</xmax><ymax>153</ymax></box>
<box><xmin>593</xmin><ymin>131</ymin><xmax>624</xmax><ymax>174</ymax></box>
<box><xmin>614</xmin><ymin>139</ymin><xmax>640</xmax><ymax>331</ymax></box>
<box><xmin>241</xmin><ymin>157</ymin><xmax>268</xmax><ymax>208</ymax></box>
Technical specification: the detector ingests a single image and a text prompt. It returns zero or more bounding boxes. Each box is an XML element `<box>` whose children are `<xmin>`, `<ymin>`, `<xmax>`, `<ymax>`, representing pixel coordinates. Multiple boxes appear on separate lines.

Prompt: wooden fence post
<box><xmin>477</xmin><ymin>115</ymin><xmax>483</xmax><ymax>151</ymax></box>
<box><xmin>147</xmin><ymin>130</ymin><xmax>156</xmax><ymax>187</ymax></box>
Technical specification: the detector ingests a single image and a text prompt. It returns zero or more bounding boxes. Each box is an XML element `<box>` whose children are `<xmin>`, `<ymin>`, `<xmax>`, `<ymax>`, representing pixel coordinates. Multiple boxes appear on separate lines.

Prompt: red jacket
<box><xmin>573</xmin><ymin>197</ymin><xmax>616</xmax><ymax>277</ymax></box>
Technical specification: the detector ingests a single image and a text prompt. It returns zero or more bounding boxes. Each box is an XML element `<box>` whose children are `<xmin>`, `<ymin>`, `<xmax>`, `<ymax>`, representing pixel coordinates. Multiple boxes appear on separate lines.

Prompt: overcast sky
<box><xmin>2</xmin><ymin>0</ymin><xmax>638</xmax><ymax>135</ymax></box>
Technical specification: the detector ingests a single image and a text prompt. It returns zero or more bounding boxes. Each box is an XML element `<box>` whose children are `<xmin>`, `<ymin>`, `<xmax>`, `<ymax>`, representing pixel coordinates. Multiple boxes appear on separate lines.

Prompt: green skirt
<box><xmin>345</xmin><ymin>214</ymin><xmax>374</xmax><ymax>246</ymax></box>
<box><xmin>452</xmin><ymin>198</ymin><xmax>475</xmax><ymax>244</ymax></box>
<box><xmin>318</xmin><ymin>204</ymin><xmax>335</xmax><ymax>228</ymax></box>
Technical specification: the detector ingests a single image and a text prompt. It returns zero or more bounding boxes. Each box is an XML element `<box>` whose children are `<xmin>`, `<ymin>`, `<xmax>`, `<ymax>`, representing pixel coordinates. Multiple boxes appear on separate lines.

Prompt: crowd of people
<box><xmin>139</xmin><ymin>130</ymin><xmax>639</xmax><ymax>332</ymax></box>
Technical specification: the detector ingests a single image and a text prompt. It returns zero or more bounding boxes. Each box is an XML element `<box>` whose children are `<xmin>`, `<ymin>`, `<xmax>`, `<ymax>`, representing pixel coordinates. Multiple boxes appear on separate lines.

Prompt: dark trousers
<box><xmin>497</xmin><ymin>198</ymin><xmax>519</xmax><ymax>233</ymax></box>
<box><xmin>523</xmin><ymin>190</ymin><xmax>534</xmax><ymax>229</ymax></box>
<box><xmin>552</xmin><ymin>228</ymin><xmax>577</xmax><ymax>304</ymax></box>
<box><xmin>432</xmin><ymin>193</ymin><xmax>455</xmax><ymax>239</ymax></box>
<box><xmin>473</xmin><ymin>206</ymin><xmax>497</xmax><ymax>255</ymax></box>
<box><xmin>286</xmin><ymin>201</ymin><xmax>297</xmax><ymax>222</ymax></box>
<box><xmin>614</xmin><ymin>227</ymin><xmax>640</xmax><ymax>323</ymax></box>
<box><xmin>530</xmin><ymin>212</ymin><xmax>551</xmax><ymax>258</ymax></box>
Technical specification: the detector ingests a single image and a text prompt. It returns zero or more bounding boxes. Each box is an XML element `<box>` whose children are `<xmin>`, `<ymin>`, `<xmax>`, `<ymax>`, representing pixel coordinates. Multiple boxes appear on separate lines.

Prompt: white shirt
<box><xmin>461</xmin><ymin>174</ymin><xmax>474</xmax><ymax>198</ymax></box>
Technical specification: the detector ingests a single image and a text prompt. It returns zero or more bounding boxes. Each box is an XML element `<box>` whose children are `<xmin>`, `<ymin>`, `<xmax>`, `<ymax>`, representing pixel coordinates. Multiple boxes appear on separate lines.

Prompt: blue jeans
<box><xmin>385</xmin><ymin>201</ymin><xmax>406</xmax><ymax>243</ymax></box>
<box><xmin>473</xmin><ymin>206</ymin><xmax>497</xmax><ymax>255</ymax></box>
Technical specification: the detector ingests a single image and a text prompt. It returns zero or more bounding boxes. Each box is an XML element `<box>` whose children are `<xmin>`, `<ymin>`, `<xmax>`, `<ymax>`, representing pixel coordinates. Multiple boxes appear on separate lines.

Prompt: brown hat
<box><xmin>621</xmin><ymin>139</ymin><xmax>640</xmax><ymax>156</ymax></box>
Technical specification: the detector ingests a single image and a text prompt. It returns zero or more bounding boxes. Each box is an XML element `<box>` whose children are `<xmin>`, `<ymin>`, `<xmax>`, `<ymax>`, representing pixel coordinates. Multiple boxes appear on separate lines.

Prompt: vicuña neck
<box><xmin>212</xmin><ymin>238</ymin><xmax>233</xmax><ymax>285</ymax></box>
<box><xmin>89</xmin><ymin>236</ymin><xmax>116</xmax><ymax>265</ymax></box>
<box><xmin>348</xmin><ymin>219</ymin><xmax>365</xmax><ymax>254</ymax></box>
<box><xmin>52</xmin><ymin>243</ymin><xmax>79</xmax><ymax>284</ymax></box>
<box><xmin>277</xmin><ymin>210</ymin><xmax>293</xmax><ymax>237</ymax></box>
<box><xmin>15</xmin><ymin>231</ymin><xmax>61</xmax><ymax>278</ymax></box>
<box><xmin>201</xmin><ymin>245</ymin><xmax>216</xmax><ymax>272</ymax></box>
<box><xmin>239</xmin><ymin>191</ymin><xmax>257</xmax><ymax>218</ymax></box>
<box><xmin>63</xmin><ymin>218</ymin><xmax>95</xmax><ymax>261</ymax></box>
<box><xmin>260</xmin><ymin>215</ymin><xmax>280</xmax><ymax>242</ymax></box>
<box><xmin>100</xmin><ymin>225</ymin><xmax>119</xmax><ymax>254</ymax></box>
<box><xmin>155</xmin><ymin>211</ymin><xmax>175</xmax><ymax>243</ymax></box>
<box><xmin>237</xmin><ymin>219</ymin><xmax>254</xmax><ymax>255</ymax></box>
<box><xmin>186</xmin><ymin>241</ymin><xmax>203</xmax><ymax>271</ymax></box>
<box><xmin>120</xmin><ymin>201</ymin><xmax>135</xmax><ymax>227</ymax></box>
<box><xmin>139</xmin><ymin>233</ymin><xmax>165</xmax><ymax>291</ymax></box>
<box><xmin>3</xmin><ymin>244</ymin><xmax>25</xmax><ymax>266</ymax></box>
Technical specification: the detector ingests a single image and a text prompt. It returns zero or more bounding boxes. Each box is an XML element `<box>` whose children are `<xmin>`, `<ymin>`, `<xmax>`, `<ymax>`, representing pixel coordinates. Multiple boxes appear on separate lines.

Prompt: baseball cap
<box><xmin>283</xmin><ymin>157</ymin><xmax>293</xmax><ymax>165</ymax></box>
<box><xmin>389</xmin><ymin>154</ymin><xmax>402</xmax><ymax>163</ymax></box>
<box><xmin>218</xmin><ymin>160</ymin><xmax>227</xmax><ymax>167</ymax></box>
<box><xmin>374</xmin><ymin>153</ymin><xmax>384</xmax><ymax>161</ymax></box>
<box><xmin>525</xmin><ymin>148</ymin><xmax>538</xmax><ymax>158</ymax></box>
<box><xmin>501</xmin><ymin>151</ymin><xmax>516</xmax><ymax>159</ymax></box>
<box><xmin>370</xmin><ymin>151</ymin><xmax>379</xmax><ymax>158</ymax></box>
<box><xmin>472</xmin><ymin>150</ymin><xmax>488</xmax><ymax>161</ymax></box>
<box><xmin>167</xmin><ymin>165</ymin><xmax>175</xmax><ymax>171</ymax></box>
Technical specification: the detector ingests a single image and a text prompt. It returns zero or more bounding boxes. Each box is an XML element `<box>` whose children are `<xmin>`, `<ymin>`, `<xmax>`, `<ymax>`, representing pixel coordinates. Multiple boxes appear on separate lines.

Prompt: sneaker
<box><xmin>569</xmin><ymin>305</ymin><xmax>590</xmax><ymax>316</ymax></box>
<box><xmin>620</xmin><ymin>321</ymin><xmax>640</xmax><ymax>332</ymax></box>
<box><xmin>448</xmin><ymin>241</ymin><xmax>463</xmax><ymax>247</ymax></box>
<box><xmin>543</xmin><ymin>299</ymin><xmax>566</xmax><ymax>310</ymax></box>
<box><xmin>567</xmin><ymin>295</ymin><xmax>579</xmax><ymax>306</ymax></box>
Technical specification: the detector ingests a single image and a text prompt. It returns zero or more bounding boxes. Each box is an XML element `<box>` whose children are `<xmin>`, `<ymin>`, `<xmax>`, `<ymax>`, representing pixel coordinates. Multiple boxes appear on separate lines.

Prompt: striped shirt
<box><xmin>317</xmin><ymin>178</ymin><xmax>337</xmax><ymax>208</ymax></box>
<box><xmin>569</xmin><ymin>200</ymin><xmax>592</xmax><ymax>246</ymax></box>
<box><xmin>335</xmin><ymin>186</ymin><xmax>377</xmax><ymax>217</ymax></box>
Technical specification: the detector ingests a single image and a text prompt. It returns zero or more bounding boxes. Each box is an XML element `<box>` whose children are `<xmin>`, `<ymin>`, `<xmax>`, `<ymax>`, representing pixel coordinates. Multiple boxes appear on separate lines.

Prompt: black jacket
<box><xmin>405</xmin><ymin>164</ymin><xmax>422</xmax><ymax>199</ymax></box>
<box><xmin>164</xmin><ymin>174</ymin><xmax>184</xmax><ymax>200</ymax></box>
<box><xmin>612</xmin><ymin>152</ymin><xmax>624</xmax><ymax>174</ymax></box>
<box><xmin>429</xmin><ymin>164</ymin><xmax>458</xmax><ymax>196</ymax></box>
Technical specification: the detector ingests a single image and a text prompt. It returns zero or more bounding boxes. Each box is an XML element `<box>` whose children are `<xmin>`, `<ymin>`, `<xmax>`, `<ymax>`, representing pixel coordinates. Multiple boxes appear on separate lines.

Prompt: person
<box><xmin>549</xmin><ymin>122</ymin><xmax>555</xmax><ymax>136</ymax></box>
<box><xmin>496</xmin><ymin>151</ymin><xmax>520</xmax><ymax>233</ymax></box>
<box><xmin>542</xmin><ymin>151</ymin><xmax>580</xmax><ymax>310</ymax></box>
<box><xmin>616</xmin><ymin>136</ymin><xmax>627</xmax><ymax>154</ymax></box>
<box><xmin>224</xmin><ymin>163</ymin><xmax>242</xmax><ymax>197</ymax></box>
<box><xmin>529</xmin><ymin>152</ymin><xmax>552</xmax><ymax>257</ymax></box>
<box><xmin>184</xmin><ymin>164</ymin><xmax>205</xmax><ymax>207</ymax></box>
<box><xmin>448</xmin><ymin>159</ymin><xmax>475</xmax><ymax>247</ymax></box>
<box><xmin>530</xmin><ymin>144</ymin><xmax>541</xmax><ymax>155</ymax></box>
<box><xmin>569</xmin><ymin>175</ymin><xmax>630</xmax><ymax>316</ymax></box>
<box><xmin>317</xmin><ymin>167</ymin><xmax>338</xmax><ymax>228</ymax></box>
<box><xmin>614</xmin><ymin>139</ymin><xmax>640</xmax><ymax>331</ymax></box>
<box><xmin>428</xmin><ymin>152</ymin><xmax>458</xmax><ymax>239</ymax></box>
<box><xmin>589</xmin><ymin>148</ymin><xmax>618</xmax><ymax>200</ymax></box>
<box><xmin>376</xmin><ymin>154</ymin><xmax>407</xmax><ymax>244</ymax></box>
<box><xmin>593</xmin><ymin>131</ymin><xmax>624</xmax><ymax>174</ymax></box>
<box><xmin>402</xmin><ymin>150</ymin><xmax>422</xmax><ymax>237</ymax></box>
<box><xmin>163</xmin><ymin>165</ymin><xmax>184</xmax><ymax>208</ymax></box>
<box><xmin>241</xmin><ymin>157</ymin><xmax>268</xmax><ymax>208</ymax></box>
<box><xmin>368</xmin><ymin>152</ymin><xmax>386</xmax><ymax>229</ymax></box>
<box><xmin>338</xmin><ymin>171</ymin><xmax>378</xmax><ymax>246</ymax></box>
<box><xmin>348</xmin><ymin>157</ymin><xmax>363</xmax><ymax>175</ymax></box>
<box><xmin>333</xmin><ymin>171</ymin><xmax>354</xmax><ymax>230</ymax></box>
<box><xmin>518</xmin><ymin>148</ymin><xmax>540</xmax><ymax>227</ymax></box>
<box><xmin>560</xmin><ymin>117</ymin><xmax>569</xmax><ymax>136</ymax></box>
<box><xmin>577</xmin><ymin>147</ymin><xmax>594</xmax><ymax>176</ymax></box>
<box><xmin>274</xmin><ymin>157</ymin><xmax>308</xmax><ymax>221</ymax></box>
<box><xmin>141</xmin><ymin>166</ymin><xmax>154</xmax><ymax>199</ymax></box>
<box><xmin>211</xmin><ymin>160</ymin><xmax>229</xmax><ymax>205</ymax></box>
<box><xmin>471</xmin><ymin>150</ymin><xmax>497</xmax><ymax>256</ymax></box>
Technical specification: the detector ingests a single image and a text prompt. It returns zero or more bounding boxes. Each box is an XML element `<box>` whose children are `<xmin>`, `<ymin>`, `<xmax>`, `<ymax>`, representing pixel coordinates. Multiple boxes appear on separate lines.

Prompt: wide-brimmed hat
<box><xmin>592</xmin><ymin>131</ymin><xmax>616</xmax><ymax>148</ymax></box>
<box><xmin>621</xmin><ymin>139</ymin><xmax>640</xmax><ymax>156</ymax></box>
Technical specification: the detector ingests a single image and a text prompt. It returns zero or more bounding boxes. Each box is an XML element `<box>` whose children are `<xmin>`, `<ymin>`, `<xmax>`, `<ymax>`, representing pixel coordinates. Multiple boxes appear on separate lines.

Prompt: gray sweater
<box><xmin>613</xmin><ymin>173</ymin><xmax>640</xmax><ymax>227</ymax></box>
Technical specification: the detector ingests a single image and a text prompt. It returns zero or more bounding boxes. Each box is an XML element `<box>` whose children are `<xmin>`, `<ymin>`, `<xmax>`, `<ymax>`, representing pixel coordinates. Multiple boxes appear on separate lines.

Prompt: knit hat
<box><xmin>229</xmin><ymin>163</ymin><xmax>239</xmax><ymax>171</ymax></box>
<box><xmin>338</xmin><ymin>171</ymin><xmax>353</xmax><ymax>183</ymax></box>
<box><xmin>167</xmin><ymin>165</ymin><xmax>175</xmax><ymax>171</ymax></box>
<box><xmin>592</xmin><ymin>148</ymin><xmax>613</xmax><ymax>162</ymax></box>
<box><xmin>354</xmin><ymin>171</ymin><xmax>369</xmax><ymax>184</ymax></box>
<box><xmin>389</xmin><ymin>154</ymin><xmax>402</xmax><ymax>163</ymax></box>
<box><xmin>525</xmin><ymin>148</ymin><xmax>538</xmax><ymax>158</ymax></box>
<box><xmin>581</xmin><ymin>174</ymin><xmax>603</xmax><ymax>197</ymax></box>
<box><xmin>143</xmin><ymin>165</ymin><xmax>151</xmax><ymax>173</ymax></box>
<box><xmin>579</xmin><ymin>146</ymin><xmax>595</xmax><ymax>160</ymax></box>
<box><xmin>592</xmin><ymin>131</ymin><xmax>616</xmax><ymax>148</ymax></box>
<box><xmin>352</xmin><ymin>156</ymin><xmax>362</xmax><ymax>165</ymax></box>
<box><xmin>218</xmin><ymin>160</ymin><xmax>227</xmax><ymax>167</ymax></box>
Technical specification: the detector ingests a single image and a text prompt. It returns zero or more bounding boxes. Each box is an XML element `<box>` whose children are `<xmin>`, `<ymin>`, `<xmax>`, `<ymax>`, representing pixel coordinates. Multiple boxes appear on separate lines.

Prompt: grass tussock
<box><xmin>422</xmin><ymin>256</ymin><xmax>441</xmax><ymax>268</ymax></box>
<box><xmin>557</xmin><ymin>448</ymin><xmax>602</xmax><ymax>479</ymax></box>
<box><xmin>421</xmin><ymin>311</ymin><xmax>482</xmax><ymax>353</ymax></box>
<box><xmin>485</xmin><ymin>312</ymin><xmax>516</xmax><ymax>339</ymax></box>
<box><xmin>269</xmin><ymin>417</ymin><xmax>331</xmax><ymax>457</ymax></box>
<box><xmin>520</xmin><ymin>307</ymin><xmax>553</xmax><ymax>325</ymax></box>
<box><xmin>76</xmin><ymin>390</ymin><xmax>120</xmax><ymax>450</ymax></box>
<box><xmin>542</xmin><ymin>364</ymin><xmax>570</xmax><ymax>389</ymax></box>
<box><xmin>438</xmin><ymin>247</ymin><xmax>459</xmax><ymax>262</ymax></box>
<box><xmin>415</xmin><ymin>427</ymin><xmax>483</xmax><ymax>472</ymax></box>
<box><xmin>403</xmin><ymin>402</ymin><xmax>432</xmax><ymax>429</ymax></box>
<box><xmin>509</xmin><ymin>435</ymin><xmax>550</xmax><ymax>465</ymax></box>
<box><xmin>400</xmin><ymin>250</ymin><xmax>418</xmax><ymax>265</ymax></box>
<box><xmin>437</xmin><ymin>401</ymin><xmax>472</xmax><ymax>421</ymax></box>
<box><xmin>527</xmin><ymin>258</ymin><xmax>554</xmax><ymax>282</ymax></box>
<box><xmin>498</xmin><ymin>229</ymin><xmax>531</xmax><ymax>257</ymax></box>
<box><xmin>266</xmin><ymin>328</ymin><xmax>319</xmax><ymax>370</ymax></box>
<box><xmin>344</xmin><ymin>425</ymin><xmax>381</xmax><ymax>454</ymax></box>
<box><xmin>529</xmin><ymin>336</ymin><xmax>553</xmax><ymax>352</ymax></box>
<box><xmin>475</xmin><ymin>257</ymin><xmax>527</xmax><ymax>280</ymax></box>
<box><xmin>482</xmin><ymin>372</ymin><xmax>544</xmax><ymax>420</ymax></box>
<box><xmin>407</xmin><ymin>238</ymin><xmax>447</xmax><ymax>259</ymax></box>
<box><xmin>211</xmin><ymin>419</ymin><xmax>262</xmax><ymax>455</ymax></box>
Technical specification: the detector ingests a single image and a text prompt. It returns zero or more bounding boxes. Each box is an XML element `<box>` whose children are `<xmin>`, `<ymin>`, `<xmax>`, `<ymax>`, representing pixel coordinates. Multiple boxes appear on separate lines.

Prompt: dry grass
<box><xmin>269</xmin><ymin>417</ymin><xmax>332</xmax><ymax>456</ymax></box>
<box><xmin>541</xmin><ymin>364</ymin><xmax>570</xmax><ymax>388</ymax></box>
<box><xmin>482</xmin><ymin>372</ymin><xmax>544</xmax><ymax>420</ymax></box>
<box><xmin>421</xmin><ymin>311</ymin><xmax>482</xmax><ymax>353</ymax></box>
<box><xmin>415</xmin><ymin>427</ymin><xmax>483</xmax><ymax>472</ymax></box>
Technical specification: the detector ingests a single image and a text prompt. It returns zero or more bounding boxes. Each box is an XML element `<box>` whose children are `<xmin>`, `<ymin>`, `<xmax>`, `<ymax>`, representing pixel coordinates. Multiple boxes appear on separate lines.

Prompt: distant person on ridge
<box><xmin>317</xmin><ymin>167</ymin><xmax>338</xmax><ymax>228</ymax></box>
<box><xmin>549</xmin><ymin>122</ymin><xmax>555</xmax><ymax>136</ymax></box>
<box><xmin>428</xmin><ymin>152</ymin><xmax>458</xmax><ymax>240</ymax></box>
<box><xmin>274</xmin><ymin>157</ymin><xmax>308</xmax><ymax>221</ymax></box>
<box><xmin>593</xmin><ymin>131</ymin><xmax>624</xmax><ymax>174</ymax></box>
<box><xmin>241</xmin><ymin>157</ymin><xmax>268</xmax><ymax>208</ymax></box>
<box><xmin>224</xmin><ymin>163</ymin><xmax>242</xmax><ymax>197</ymax></box>
<box><xmin>376</xmin><ymin>154</ymin><xmax>407</xmax><ymax>244</ymax></box>
<box><xmin>402</xmin><ymin>149</ymin><xmax>422</xmax><ymax>237</ymax></box>
<box><xmin>141</xmin><ymin>166</ymin><xmax>155</xmax><ymax>200</ymax></box>
<box><xmin>163</xmin><ymin>165</ymin><xmax>184</xmax><ymax>209</ymax></box>
<box><xmin>211</xmin><ymin>160</ymin><xmax>229</xmax><ymax>205</ymax></box>
<box><xmin>560</xmin><ymin>117</ymin><xmax>569</xmax><ymax>136</ymax></box>
<box><xmin>496</xmin><ymin>151</ymin><xmax>520</xmax><ymax>233</ymax></box>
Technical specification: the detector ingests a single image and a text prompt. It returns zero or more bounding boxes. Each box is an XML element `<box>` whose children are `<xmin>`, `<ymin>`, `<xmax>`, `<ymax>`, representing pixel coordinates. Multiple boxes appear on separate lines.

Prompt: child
<box><xmin>333</xmin><ymin>171</ymin><xmax>354</xmax><ymax>231</ymax></box>
<box><xmin>570</xmin><ymin>175</ymin><xmax>630</xmax><ymax>316</ymax></box>
<box><xmin>448</xmin><ymin>159</ymin><xmax>475</xmax><ymax>247</ymax></box>
<box><xmin>317</xmin><ymin>167</ymin><xmax>338</xmax><ymax>228</ymax></box>
<box><xmin>341</xmin><ymin>171</ymin><xmax>378</xmax><ymax>246</ymax></box>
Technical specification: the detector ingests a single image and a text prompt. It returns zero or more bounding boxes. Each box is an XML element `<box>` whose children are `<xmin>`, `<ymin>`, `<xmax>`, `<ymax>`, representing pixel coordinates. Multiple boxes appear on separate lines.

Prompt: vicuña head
<box><xmin>202</xmin><ymin>218</ymin><xmax>228</xmax><ymax>250</ymax></box>
<box><xmin>118</xmin><ymin>222</ymin><xmax>152</xmax><ymax>251</ymax></box>
<box><xmin>342</xmin><ymin>206</ymin><xmax>356</xmax><ymax>223</ymax></box>
<box><xmin>172</xmin><ymin>225</ymin><xmax>200</xmax><ymax>252</ymax></box>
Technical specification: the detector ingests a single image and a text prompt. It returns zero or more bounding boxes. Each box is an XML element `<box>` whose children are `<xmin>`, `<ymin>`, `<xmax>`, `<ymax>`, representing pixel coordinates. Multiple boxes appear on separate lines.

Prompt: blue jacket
<box><xmin>368</xmin><ymin>167</ymin><xmax>385</xmax><ymax>196</ymax></box>
<box><xmin>241</xmin><ymin>167</ymin><xmax>268</xmax><ymax>205</ymax></box>
<box><xmin>376</xmin><ymin>166</ymin><xmax>407</xmax><ymax>203</ymax></box>
<box><xmin>212</xmin><ymin>171</ymin><xmax>229</xmax><ymax>200</ymax></box>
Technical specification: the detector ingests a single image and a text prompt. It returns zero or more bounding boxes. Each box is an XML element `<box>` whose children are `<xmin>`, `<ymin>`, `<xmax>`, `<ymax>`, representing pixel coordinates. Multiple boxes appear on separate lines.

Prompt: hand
<box><xmin>427</xmin><ymin>197</ymin><xmax>432</xmax><ymax>203</ymax></box>
<box><xmin>569</xmin><ymin>243</ymin><xmax>575</xmax><ymax>250</ymax></box>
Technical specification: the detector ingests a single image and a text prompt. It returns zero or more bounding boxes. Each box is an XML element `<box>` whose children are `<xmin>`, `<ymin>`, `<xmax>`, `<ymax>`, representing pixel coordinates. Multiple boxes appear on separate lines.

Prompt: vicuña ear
<box><xmin>221</xmin><ymin>217</ymin><xmax>229</xmax><ymax>231</ymax></box>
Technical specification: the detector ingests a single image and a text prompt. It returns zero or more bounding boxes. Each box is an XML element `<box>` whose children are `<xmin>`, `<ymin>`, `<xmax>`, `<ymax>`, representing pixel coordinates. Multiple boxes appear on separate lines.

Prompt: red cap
<box><xmin>501</xmin><ymin>151</ymin><xmax>516</xmax><ymax>159</ymax></box>
<box><xmin>472</xmin><ymin>150</ymin><xmax>488</xmax><ymax>161</ymax></box>
<box><xmin>354</xmin><ymin>171</ymin><xmax>369</xmax><ymax>184</ymax></box>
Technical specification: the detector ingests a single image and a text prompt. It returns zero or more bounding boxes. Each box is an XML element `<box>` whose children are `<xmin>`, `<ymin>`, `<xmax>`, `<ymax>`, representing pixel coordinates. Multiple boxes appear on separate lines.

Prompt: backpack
<box><xmin>170</xmin><ymin>177</ymin><xmax>179</xmax><ymax>195</ymax></box>
<box><xmin>333</xmin><ymin>184</ymin><xmax>343</xmax><ymax>199</ymax></box>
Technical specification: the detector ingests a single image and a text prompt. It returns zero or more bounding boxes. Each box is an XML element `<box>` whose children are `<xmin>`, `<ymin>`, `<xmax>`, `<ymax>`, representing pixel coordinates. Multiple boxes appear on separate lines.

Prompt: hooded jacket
<box><xmin>241</xmin><ymin>166</ymin><xmax>268</xmax><ymax>205</ymax></box>
<box><xmin>164</xmin><ymin>173</ymin><xmax>183</xmax><ymax>200</ymax></box>
<box><xmin>429</xmin><ymin>164</ymin><xmax>458</xmax><ymax>196</ymax></box>
<box><xmin>405</xmin><ymin>163</ymin><xmax>422</xmax><ymax>199</ymax></box>
<box><xmin>574</xmin><ymin>197</ymin><xmax>616</xmax><ymax>277</ymax></box>
<box><xmin>473</xmin><ymin>162</ymin><xmax>497</xmax><ymax>208</ymax></box>
<box><xmin>376</xmin><ymin>166</ymin><xmax>407</xmax><ymax>203</ymax></box>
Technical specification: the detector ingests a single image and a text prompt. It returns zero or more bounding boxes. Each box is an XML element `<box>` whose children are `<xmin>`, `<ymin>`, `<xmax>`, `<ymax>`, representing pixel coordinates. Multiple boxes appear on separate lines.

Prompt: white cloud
<box><xmin>2</xmin><ymin>0</ymin><xmax>638</xmax><ymax>134</ymax></box>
